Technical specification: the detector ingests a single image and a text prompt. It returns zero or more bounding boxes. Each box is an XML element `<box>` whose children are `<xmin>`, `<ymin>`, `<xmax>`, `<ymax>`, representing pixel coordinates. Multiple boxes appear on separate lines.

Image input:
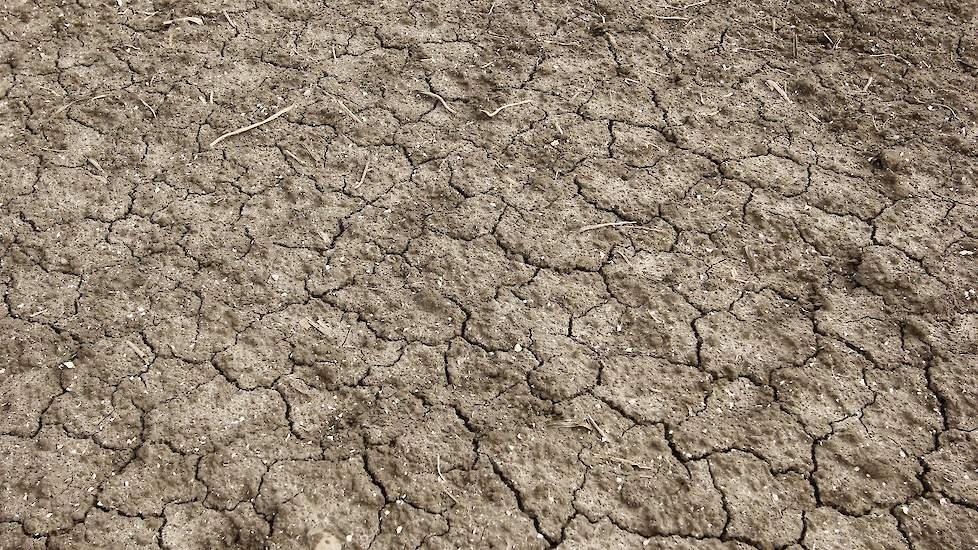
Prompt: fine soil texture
<box><xmin>2</xmin><ymin>0</ymin><xmax>978</xmax><ymax>549</ymax></box>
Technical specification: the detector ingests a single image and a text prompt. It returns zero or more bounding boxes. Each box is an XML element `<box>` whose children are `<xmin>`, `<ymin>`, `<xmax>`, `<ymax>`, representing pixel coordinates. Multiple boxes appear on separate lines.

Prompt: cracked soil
<box><xmin>2</xmin><ymin>0</ymin><xmax>978</xmax><ymax>549</ymax></box>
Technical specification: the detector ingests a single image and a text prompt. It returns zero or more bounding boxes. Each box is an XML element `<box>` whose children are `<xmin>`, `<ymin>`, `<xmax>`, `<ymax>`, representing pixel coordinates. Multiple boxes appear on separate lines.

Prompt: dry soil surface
<box><xmin>3</xmin><ymin>0</ymin><xmax>978</xmax><ymax>549</ymax></box>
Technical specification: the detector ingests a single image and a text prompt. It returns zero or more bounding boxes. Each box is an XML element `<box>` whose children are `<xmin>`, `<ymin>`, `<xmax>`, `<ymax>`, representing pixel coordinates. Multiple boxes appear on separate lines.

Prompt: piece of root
<box><xmin>480</xmin><ymin>99</ymin><xmax>532</xmax><ymax>117</ymax></box>
<box><xmin>209</xmin><ymin>104</ymin><xmax>297</xmax><ymax>148</ymax></box>
<box><xmin>164</xmin><ymin>16</ymin><xmax>203</xmax><ymax>25</ymax></box>
<box><xmin>578</xmin><ymin>221</ymin><xmax>636</xmax><ymax>233</ymax></box>
<box><xmin>418</xmin><ymin>90</ymin><xmax>458</xmax><ymax>114</ymax></box>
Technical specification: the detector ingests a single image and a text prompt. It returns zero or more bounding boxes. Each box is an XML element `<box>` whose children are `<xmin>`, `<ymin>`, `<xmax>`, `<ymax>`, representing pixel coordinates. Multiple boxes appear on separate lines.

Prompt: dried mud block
<box><xmin>862</xmin><ymin>366</ymin><xmax>943</xmax><ymax>455</ymax></box>
<box><xmin>606</xmin><ymin>249</ymin><xmax>746</xmax><ymax>313</ymax></box>
<box><xmin>16</xmin><ymin>218</ymin><xmax>120</xmax><ymax>275</ymax></box>
<box><xmin>804</xmin><ymin>166</ymin><xmax>887</xmax><ymax>220</ymax></box>
<box><xmin>213</xmin><ymin>318</ymin><xmax>292</xmax><ymax>389</ymax></box>
<box><xmin>749</xmin><ymin>189</ymin><xmax>872</xmax><ymax>265</ymax></box>
<box><xmin>405</xmin><ymin>233</ymin><xmax>535</xmax><ymax>305</ymax></box>
<box><xmin>815</xmin><ymin>287</ymin><xmax>906</xmax><ymax>367</ymax></box>
<box><xmin>709</xmin><ymin>451</ymin><xmax>814</xmax><ymax>549</ymax></box>
<box><xmin>289</xmin><ymin>303</ymin><xmax>404</xmax><ymax>380</ymax></box>
<box><xmin>131</xmin><ymin>357</ymin><xmax>217</xmax><ymax>412</ymax></box>
<box><xmin>924</xmin><ymin>233</ymin><xmax>978</xmax><ymax>315</ymax></box>
<box><xmin>697</xmin><ymin>289</ymin><xmax>815</xmax><ymax>381</ymax></box>
<box><xmin>932</xmin><ymin>354</ymin><xmax>978</xmax><ymax>431</ymax></box>
<box><xmin>362</xmin><ymin>405</ymin><xmax>476</xmax><ymax>512</ymax></box>
<box><xmin>465</xmin><ymin>290</ymin><xmax>534</xmax><ymax>350</ymax></box>
<box><xmin>674</xmin><ymin>378</ymin><xmax>813</xmax><ymax>472</ymax></box>
<box><xmin>424</xmin><ymin>455</ymin><xmax>548</xmax><ymax>549</ymax></box>
<box><xmin>575</xmin><ymin>296</ymin><xmax>698</xmax><ymax>364</ymax></box>
<box><xmin>480</xmin><ymin>420</ymin><xmax>585</xmax><ymax>540</ymax></box>
<box><xmin>515</xmin><ymin>268</ymin><xmax>607</xmax><ymax>319</ymax></box>
<box><xmin>512</xmin><ymin>117</ymin><xmax>611</xmax><ymax>175</ymax></box>
<box><xmin>0</xmin><ymin>523</ymin><xmax>45</xmax><ymax>550</ymax></box>
<box><xmin>575</xmin><ymin>159</ymin><xmax>661</xmax><ymax>224</ymax></box>
<box><xmin>580</xmin><ymin>80</ymin><xmax>667</xmax><ymax>127</ymax></box>
<box><xmin>875</xmin><ymin>198</ymin><xmax>958</xmax><ymax>261</ymax></box>
<box><xmin>100</xmin><ymin>443</ymin><xmax>203</xmax><ymax>516</ymax></box>
<box><xmin>425</xmin><ymin>194</ymin><xmax>505</xmax><ymax>241</ymax></box>
<box><xmin>813</xmin><ymin>419</ymin><xmax>922</xmax><ymax>515</ymax></box>
<box><xmin>161</xmin><ymin>502</ymin><xmax>268</xmax><ymax>550</ymax></box>
<box><xmin>144</xmin><ymin>377</ymin><xmax>303</xmax><ymax>459</ymax></box>
<box><xmin>557</xmin><ymin>516</ymin><xmax>755</xmax><ymax>549</ymax></box>
<box><xmin>924</xmin><ymin>430</ymin><xmax>978</xmax><ymax>507</ymax></box>
<box><xmin>237</xmin><ymin>183</ymin><xmax>357</xmax><ymax>251</ymax></box>
<box><xmin>896</xmin><ymin>498</ymin><xmax>978</xmax><ymax>550</ymax></box>
<box><xmin>361</xmin><ymin>342</ymin><xmax>447</xmax><ymax>396</ymax></box>
<box><xmin>7</xmin><ymin>265</ymin><xmax>79</xmax><ymax>327</ymax></box>
<box><xmin>271</xmin><ymin>379</ymin><xmax>375</xmax><ymax>446</ymax></box>
<box><xmin>0</xmin><ymin>428</ymin><xmax>124</xmax><ymax>537</ymax></box>
<box><xmin>721</xmin><ymin>154</ymin><xmax>809</xmax><ymax>196</ymax></box>
<box><xmin>734</xmin><ymin>206</ymin><xmax>829</xmax><ymax>297</ymax></box>
<box><xmin>369</xmin><ymin>502</ymin><xmax>448</xmax><ymax>549</ymax></box>
<box><xmin>9</xmin><ymin>167</ymin><xmax>132</xmax><ymax>230</ymax></box>
<box><xmin>855</xmin><ymin>246</ymin><xmax>949</xmax><ymax>314</ymax></box>
<box><xmin>528</xmin><ymin>333</ymin><xmax>600</xmax><ymax>401</ymax></box>
<box><xmin>332</xmin><ymin>285</ymin><xmax>464</xmax><ymax>345</ymax></box>
<box><xmin>445</xmin><ymin>342</ymin><xmax>540</xmax><ymax>420</ymax></box>
<box><xmin>495</xmin><ymin>196</ymin><xmax>625</xmax><ymax>271</ymax></box>
<box><xmin>661</xmin><ymin>178</ymin><xmax>751</xmax><ymax>236</ymax></box>
<box><xmin>47</xmin><ymin>508</ymin><xmax>161</xmax><ymax>549</ymax></box>
<box><xmin>0</xmin><ymin>321</ymin><xmax>65</xmax><ymax>437</ymax></box>
<box><xmin>46</xmin><ymin>372</ymin><xmax>142</xmax><ymax>449</ymax></box>
<box><xmin>593</xmin><ymin>355</ymin><xmax>710</xmax><ymax>424</ymax></box>
<box><xmin>771</xmin><ymin>338</ymin><xmax>874</xmax><ymax>437</ymax></box>
<box><xmin>198</xmin><ymin>448</ymin><xmax>267</xmax><ymax>510</ymax></box>
<box><xmin>576</xmin><ymin>424</ymin><xmax>725</xmax><ymax>538</ymax></box>
<box><xmin>802</xmin><ymin>507</ymin><xmax>907</xmax><ymax>550</ymax></box>
<box><xmin>555</xmin><ymin>516</ymin><xmax>646</xmax><ymax>548</ymax></box>
<box><xmin>255</xmin><ymin>458</ymin><xmax>383</xmax><ymax>549</ymax></box>
<box><xmin>609</xmin><ymin>123</ymin><xmax>669</xmax><ymax>168</ymax></box>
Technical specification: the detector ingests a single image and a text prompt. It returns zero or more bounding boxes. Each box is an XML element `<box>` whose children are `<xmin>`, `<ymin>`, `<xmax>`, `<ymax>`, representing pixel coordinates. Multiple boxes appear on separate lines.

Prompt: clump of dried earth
<box><xmin>2</xmin><ymin>0</ymin><xmax>978</xmax><ymax>548</ymax></box>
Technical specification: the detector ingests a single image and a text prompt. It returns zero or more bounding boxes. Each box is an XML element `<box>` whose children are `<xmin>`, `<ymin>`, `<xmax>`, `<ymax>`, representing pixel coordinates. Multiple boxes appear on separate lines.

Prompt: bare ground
<box><xmin>2</xmin><ymin>0</ymin><xmax>978</xmax><ymax>548</ymax></box>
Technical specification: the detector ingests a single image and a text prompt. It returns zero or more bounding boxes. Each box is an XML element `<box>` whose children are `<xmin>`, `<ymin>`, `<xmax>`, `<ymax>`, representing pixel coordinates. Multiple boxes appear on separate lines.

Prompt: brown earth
<box><xmin>2</xmin><ymin>0</ymin><xmax>978</xmax><ymax>548</ymax></box>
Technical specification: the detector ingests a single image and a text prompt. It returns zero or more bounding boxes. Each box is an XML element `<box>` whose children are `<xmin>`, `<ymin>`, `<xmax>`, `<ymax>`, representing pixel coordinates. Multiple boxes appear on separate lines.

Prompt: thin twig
<box><xmin>480</xmin><ymin>99</ymin><xmax>532</xmax><ymax>117</ymax></box>
<box><xmin>222</xmin><ymin>10</ymin><xmax>236</xmax><ymax>28</ymax></box>
<box><xmin>765</xmin><ymin>79</ymin><xmax>791</xmax><ymax>102</ymax></box>
<box><xmin>866</xmin><ymin>52</ymin><xmax>911</xmax><ymax>65</ymax></box>
<box><xmin>163</xmin><ymin>16</ymin><xmax>203</xmax><ymax>25</ymax></box>
<box><xmin>578</xmin><ymin>221</ymin><xmax>636</xmax><ymax>233</ymax></box>
<box><xmin>209</xmin><ymin>104</ymin><xmax>296</xmax><ymax>148</ymax></box>
<box><xmin>333</xmin><ymin>98</ymin><xmax>363</xmax><ymax>123</ymax></box>
<box><xmin>355</xmin><ymin>156</ymin><xmax>370</xmax><ymax>188</ymax></box>
<box><xmin>49</xmin><ymin>94</ymin><xmax>110</xmax><ymax>118</ymax></box>
<box><xmin>283</xmin><ymin>149</ymin><xmax>305</xmax><ymax>165</ymax></box>
<box><xmin>586</xmin><ymin>415</ymin><xmax>610</xmax><ymax>443</ymax></box>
